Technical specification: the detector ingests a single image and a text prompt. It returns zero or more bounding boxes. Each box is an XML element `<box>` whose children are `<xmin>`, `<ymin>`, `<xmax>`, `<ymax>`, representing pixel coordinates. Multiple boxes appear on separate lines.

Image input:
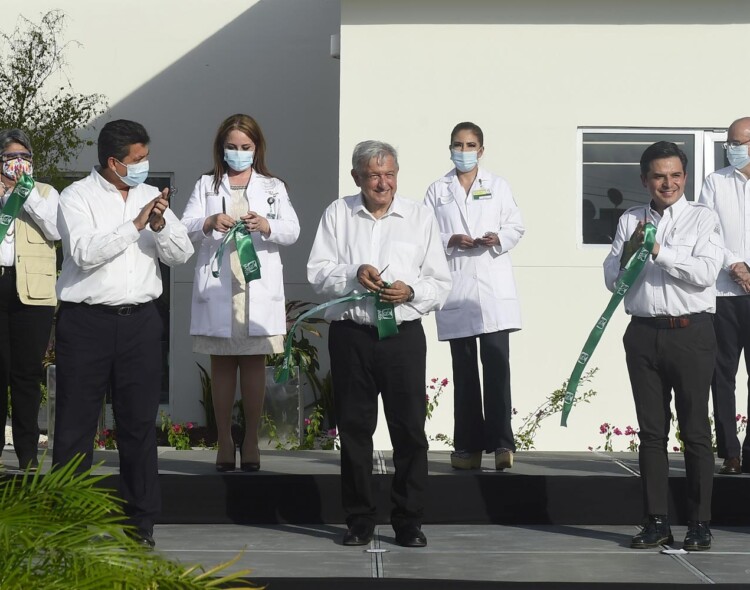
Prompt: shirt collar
<box><xmin>649</xmin><ymin>194</ymin><xmax>688</xmax><ymax>221</ymax></box>
<box><xmin>92</xmin><ymin>166</ymin><xmax>127</xmax><ymax>194</ymax></box>
<box><xmin>352</xmin><ymin>193</ymin><xmax>404</xmax><ymax>218</ymax></box>
<box><xmin>732</xmin><ymin>166</ymin><xmax>749</xmax><ymax>182</ymax></box>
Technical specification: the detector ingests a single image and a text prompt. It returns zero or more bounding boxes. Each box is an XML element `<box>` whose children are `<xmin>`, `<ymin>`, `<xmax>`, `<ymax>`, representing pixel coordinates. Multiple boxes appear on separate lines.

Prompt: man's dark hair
<box><xmin>640</xmin><ymin>141</ymin><xmax>688</xmax><ymax>176</ymax></box>
<box><xmin>97</xmin><ymin>120</ymin><xmax>150</xmax><ymax>167</ymax></box>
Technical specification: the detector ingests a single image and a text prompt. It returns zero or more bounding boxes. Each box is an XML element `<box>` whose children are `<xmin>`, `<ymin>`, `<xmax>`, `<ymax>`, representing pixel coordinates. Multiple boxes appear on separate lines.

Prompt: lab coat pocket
<box><xmin>206</xmin><ymin>194</ymin><xmax>225</xmax><ymax>216</ymax></box>
<box><xmin>441</xmin><ymin>268</ymin><xmax>472</xmax><ymax>311</ymax></box>
<box><xmin>194</xmin><ymin>263</ymin><xmax>218</xmax><ymax>303</ymax></box>
<box><xmin>438</xmin><ymin>194</ymin><xmax>455</xmax><ymax>206</ymax></box>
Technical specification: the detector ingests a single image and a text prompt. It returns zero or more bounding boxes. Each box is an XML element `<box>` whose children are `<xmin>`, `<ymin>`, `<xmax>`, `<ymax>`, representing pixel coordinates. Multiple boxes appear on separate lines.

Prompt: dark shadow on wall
<box><xmin>343</xmin><ymin>0</ymin><xmax>750</xmax><ymax>25</ymax></box>
<box><xmin>82</xmin><ymin>0</ymin><xmax>341</xmax><ymax>286</ymax></box>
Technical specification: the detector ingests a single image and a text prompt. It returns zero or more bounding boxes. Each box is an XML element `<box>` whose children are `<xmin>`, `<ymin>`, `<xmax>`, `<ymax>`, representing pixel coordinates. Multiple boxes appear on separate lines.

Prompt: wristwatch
<box><xmin>406</xmin><ymin>286</ymin><xmax>415</xmax><ymax>302</ymax></box>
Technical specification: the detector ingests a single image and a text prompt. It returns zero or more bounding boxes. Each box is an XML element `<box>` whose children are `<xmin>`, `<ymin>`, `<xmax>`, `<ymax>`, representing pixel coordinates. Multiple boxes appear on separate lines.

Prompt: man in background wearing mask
<box><xmin>53</xmin><ymin>120</ymin><xmax>193</xmax><ymax>548</ymax></box>
<box><xmin>698</xmin><ymin>117</ymin><xmax>750</xmax><ymax>476</ymax></box>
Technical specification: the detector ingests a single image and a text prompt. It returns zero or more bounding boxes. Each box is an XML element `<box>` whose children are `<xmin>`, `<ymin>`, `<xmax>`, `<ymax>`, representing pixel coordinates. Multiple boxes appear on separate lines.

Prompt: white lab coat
<box><xmin>181</xmin><ymin>172</ymin><xmax>300</xmax><ymax>337</ymax></box>
<box><xmin>424</xmin><ymin>167</ymin><xmax>524</xmax><ymax>340</ymax></box>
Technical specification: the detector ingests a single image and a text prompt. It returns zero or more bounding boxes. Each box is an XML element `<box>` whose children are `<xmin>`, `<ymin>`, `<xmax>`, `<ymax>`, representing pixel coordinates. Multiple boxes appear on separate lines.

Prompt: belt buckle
<box><xmin>117</xmin><ymin>306</ymin><xmax>133</xmax><ymax>317</ymax></box>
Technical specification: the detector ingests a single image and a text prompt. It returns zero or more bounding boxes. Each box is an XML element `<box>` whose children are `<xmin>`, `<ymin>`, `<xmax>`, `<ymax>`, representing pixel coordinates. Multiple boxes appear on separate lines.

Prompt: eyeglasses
<box><xmin>1</xmin><ymin>151</ymin><xmax>33</xmax><ymax>162</ymax></box>
<box><xmin>723</xmin><ymin>139</ymin><xmax>750</xmax><ymax>150</ymax></box>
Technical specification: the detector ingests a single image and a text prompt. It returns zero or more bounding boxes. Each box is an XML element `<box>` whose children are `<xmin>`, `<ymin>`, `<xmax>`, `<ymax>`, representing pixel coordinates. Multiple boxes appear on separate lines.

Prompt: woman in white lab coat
<box><xmin>181</xmin><ymin>114</ymin><xmax>299</xmax><ymax>472</ymax></box>
<box><xmin>424</xmin><ymin>122</ymin><xmax>524</xmax><ymax>471</ymax></box>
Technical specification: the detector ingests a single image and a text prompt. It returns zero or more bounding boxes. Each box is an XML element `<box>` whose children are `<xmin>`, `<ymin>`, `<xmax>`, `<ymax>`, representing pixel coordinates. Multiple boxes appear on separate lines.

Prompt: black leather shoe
<box><xmin>215</xmin><ymin>462</ymin><xmax>236</xmax><ymax>472</ymax></box>
<box><xmin>684</xmin><ymin>521</ymin><xmax>711</xmax><ymax>551</ymax></box>
<box><xmin>630</xmin><ymin>515</ymin><xmax>673</xmax><ymax>549</ymax></box>
<box><xmin>395</xmin><ymin>525</ymin><xmax>427</xmax><ymax>548</ymax></box>
<box><xmin>342</xmin><ymin>522</ymin><xmax>374</xmax><ymax>546</ymax></box>
<box><xmin>126</xmin><ymin>528</ymin><xmax>155</xmax><ymax>549</ymax></box>
<box><xmin>718</xmin><ymin>457</ymin><xmax>741</xmax><ymax>475</ymax></box>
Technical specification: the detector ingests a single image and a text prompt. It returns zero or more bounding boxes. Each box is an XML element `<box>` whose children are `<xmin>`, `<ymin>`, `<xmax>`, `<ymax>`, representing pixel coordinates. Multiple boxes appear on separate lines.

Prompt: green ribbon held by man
<box><xmin>211</xmin><ymin>221</ymin><xmax>261</xmax><ymax>283</ymax></box>
<box><xmin>560</xmin><ymin>222</ymin><xmax>657</xmax><ymax>426</ymax></box>
<box><xmin>274</xmin><ymin>287</ymin><xmax>398</xmax><ymax>384</ymax></box>
<box><xmin>0</xmin><ymin>173</ymin><xmax>35</xmax><ymax>242</ymax></box>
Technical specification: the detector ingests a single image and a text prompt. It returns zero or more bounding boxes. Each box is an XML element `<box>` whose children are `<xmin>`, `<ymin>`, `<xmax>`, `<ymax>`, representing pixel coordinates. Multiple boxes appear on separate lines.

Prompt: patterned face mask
<box><xmin>2</xmin><ymin>156</ymin><xmax>33</xmax><ymax>181</ymax></box>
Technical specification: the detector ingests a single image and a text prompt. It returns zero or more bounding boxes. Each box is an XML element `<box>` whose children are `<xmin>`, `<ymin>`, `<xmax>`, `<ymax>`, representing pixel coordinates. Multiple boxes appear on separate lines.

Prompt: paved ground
<box><xmin>154</xmin><ymin>523</ymin><xmax>750</xmax><ymax>585</ymax></box>
<box><xmin>3</xmin><ymin>447</ymin><xmax>749</xmax><ymax>586</ymax></box>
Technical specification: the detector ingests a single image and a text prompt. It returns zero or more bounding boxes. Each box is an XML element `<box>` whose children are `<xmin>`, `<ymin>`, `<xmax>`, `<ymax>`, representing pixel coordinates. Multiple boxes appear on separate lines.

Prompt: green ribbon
<box><xmin>0</xmin><ymin>173</ymin><xmax>35</xmax><ymax>242</ymax></box>
<box><xmin>274</xmin><ymin>288</ymin><xmax>399</xmax><ymax>384</ymax></box>
<box><xmin>560</xmin><ymin>223</ymin><xmax>657</xmax><ymax>427</ymax></box>
<box><xmin>211</xmin><ymin>222</ymin><xmax>261</xmax><ymax>283</ymax></box>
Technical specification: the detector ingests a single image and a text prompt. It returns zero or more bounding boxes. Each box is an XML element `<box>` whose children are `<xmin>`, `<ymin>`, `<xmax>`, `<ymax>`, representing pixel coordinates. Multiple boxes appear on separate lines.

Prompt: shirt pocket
<box><xmin>668</xmin><ymin>232</ymin><xmax>698</xmax><ymax>254</ymax></box>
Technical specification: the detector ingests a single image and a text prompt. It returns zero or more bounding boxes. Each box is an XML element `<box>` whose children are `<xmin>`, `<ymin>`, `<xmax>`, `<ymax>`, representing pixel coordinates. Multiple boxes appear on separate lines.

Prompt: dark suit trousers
<box><xmin>0</xmin><ymin>269</ymin><xmax>54</xmax><ymax>465</ymax></box>
<box><xmin>449</xmin><ymin>330</ymin><xmax>515</xmax><ymax>453</ymax></box>
<box><xmin>329</xmin><ymin>319</ymin><xmax>428</xmax><ymax>531</ymax></box>
<box><xmin>52</xmin><ymin>302</ymin><xmax>162</xmax><ymax>532</ymax></box>
<box><xmin>711</xmin><ymin>295</ymin><xmax>750</xmax><ymax>460</ymax></box>
<box><xmin>624</xmin><ymin>319</ymin><xmax>715</xmax><ymax>521</ymax></box>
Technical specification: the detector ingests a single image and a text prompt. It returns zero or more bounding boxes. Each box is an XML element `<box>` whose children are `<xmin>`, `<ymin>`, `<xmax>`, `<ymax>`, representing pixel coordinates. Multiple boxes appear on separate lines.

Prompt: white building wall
<box><xmin>3</xmin><ymin>0</ymin><xmax>341</xmax><ymax>425</ymax></box>
<box><xmin>340</xmin><ymin>0</ymin><xmax>750</xmax><ymax>450</ymax></box>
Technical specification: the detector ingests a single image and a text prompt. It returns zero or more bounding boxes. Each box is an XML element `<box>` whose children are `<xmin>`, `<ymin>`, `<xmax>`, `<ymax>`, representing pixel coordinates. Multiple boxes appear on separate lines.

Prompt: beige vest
<box><xmin>14</xmin><ymin>182</ymin><xmax>57</xmax><ymax>306</ymax></box>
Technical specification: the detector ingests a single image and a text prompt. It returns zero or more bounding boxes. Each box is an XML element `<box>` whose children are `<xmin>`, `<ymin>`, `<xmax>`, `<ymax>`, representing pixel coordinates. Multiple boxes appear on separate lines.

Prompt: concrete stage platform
<box><xmin>2</xmin><ymin>449</ymin><xmax>749</xmax><ymax>587</ymax></box>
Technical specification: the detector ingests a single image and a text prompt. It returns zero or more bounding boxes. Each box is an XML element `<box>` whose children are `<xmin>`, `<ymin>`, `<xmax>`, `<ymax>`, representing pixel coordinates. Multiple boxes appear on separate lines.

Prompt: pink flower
<box><xmin>304</xmin><ymin>418</ymin><xmax>311</xmax><ymax>426</ymax></box>
<box><xmin>614</xmin><ymin>428</ymin><xmax>622</xmax><ymax>436</ymax></box>
<box><xmin>431</xmin><ymin>378</ymin><xmax>438</xmax><ymax>383</ymax></box>
<box><xmin>173</xmin><ymin>424</ymin><xmax>182</xmax><ymax>434</ymax></box>
<box><xmin>673</xmin><ymin>446</ymin><xmax>680</xmax><ymax>452</ymax></box>
<box><xmin>624</xmin><ymin>425</ymin><xmax>637</xmax><ymax>436</ymax></box>
<box><xmin>599</xmin><ymin>423</ymin><xmax>609</xmax><ymax>434</ymax></box>
<box><xmin>327</xmin><ymin>428</ymin><xmax>337</xmax><ymax>437</ymax></box>
<box><xmin>429</xmin><ymin>385</ymin><xmax>435</xmax><ymax>390</ymax></box>
<box><xmin>736</xmin><ymin>414</ymin><xmax>742</xmax><ymax>421</ymax></box>
<box><xmin>425</xmin><ymin>394</ymin><xmax>430</xmax><ymax>402</ymax></box>
<box><xmin>441</xmin><ymin>378</ymin><xmax>449</xmax><ymax>387</ymax></box>
<box><xmin>186</xmin><ymin>422</ymin><xmax>194</xmax><ymax>429</ymax></box>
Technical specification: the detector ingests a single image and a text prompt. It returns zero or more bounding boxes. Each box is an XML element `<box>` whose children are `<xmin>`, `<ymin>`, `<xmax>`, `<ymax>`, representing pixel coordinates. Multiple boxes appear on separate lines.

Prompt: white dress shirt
<box><xmin>56</xmin><ymin>167</ymin><xmax>194</xmax><ymax>305</ymax></box>
<box><xmin>0</xmin><ymin>185</ymin><xmax>60</xmax><ymax>266</ymax></box>
<box><xmin>603</xmin><ymin>196</ymin><xmax>723</xmax><ymax>317</ymax></box>
<box><xmin>698</xmin><ymin>165</ymin><xmax>750</xmax><ymax>297</ymax></box>
<box><xmin>307</xmin><ymin>193</ymin><xmax>451</xmax><ymax>324</ymax></box>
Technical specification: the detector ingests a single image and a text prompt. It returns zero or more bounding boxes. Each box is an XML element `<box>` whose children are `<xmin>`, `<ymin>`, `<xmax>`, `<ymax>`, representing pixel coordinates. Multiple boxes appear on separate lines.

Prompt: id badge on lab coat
<box><xmin>472</xmin><ymin>188</ymin><xmax>492</xmax><ymax>200</ymax></box>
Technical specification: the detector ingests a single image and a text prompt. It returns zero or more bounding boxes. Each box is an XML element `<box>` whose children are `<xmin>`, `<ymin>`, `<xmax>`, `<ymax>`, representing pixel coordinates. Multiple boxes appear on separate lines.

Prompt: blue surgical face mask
<box><xmin>224</xmin><ymin>149</ymin><xmax>254</xmax><ymax>172</ymax></box>
<box><xmin>727</xmin><ymin>144</ymin><xmax>750</xmax><ymax>170</ymax></box>
<box><xmin>450</xmin><ymin>149</ymin><xmax>479</xmax><ymax>173</ymax></box>
<box><xmin>115</xmin><ymin>159</ymin><xmax>149</xmax><ymax>187</ymax></box>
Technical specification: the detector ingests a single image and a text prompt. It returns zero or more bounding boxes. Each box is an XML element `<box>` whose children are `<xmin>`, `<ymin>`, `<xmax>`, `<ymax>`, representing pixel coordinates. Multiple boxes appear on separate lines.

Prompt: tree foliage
<box><xmin>0</xmin><ymin>10</ymin><xmax>106</xmax><ymax>179</ymax></box>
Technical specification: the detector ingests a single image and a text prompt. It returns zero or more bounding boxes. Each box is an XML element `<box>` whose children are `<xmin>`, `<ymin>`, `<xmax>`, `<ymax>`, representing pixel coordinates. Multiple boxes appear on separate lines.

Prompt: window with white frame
<box><xmin>579</xmin><ymin>128</ymin><xmax>728</xmax><ymax>245</ymax></box>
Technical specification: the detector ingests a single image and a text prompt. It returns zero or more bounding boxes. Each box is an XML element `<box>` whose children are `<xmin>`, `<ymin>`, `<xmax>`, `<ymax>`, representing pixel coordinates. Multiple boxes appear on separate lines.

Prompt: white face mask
<box><xmin>450</xmin><ymin>150</ymin><xmax>479</xmax><ymax>173</ymax></box>
<box><xmin>115</xmin><ymin>159</ymin><xmax>149</xmax><ymax>187</ymax></box>
<box><xmin>224</xmin><ymin>149</ymin><xmax>254</xmax><ymax>172</ymax></box>
<box><xmin>727</xmin><ymin>144</ymin><xmax>750</xmax><ymax>170</ymax></box>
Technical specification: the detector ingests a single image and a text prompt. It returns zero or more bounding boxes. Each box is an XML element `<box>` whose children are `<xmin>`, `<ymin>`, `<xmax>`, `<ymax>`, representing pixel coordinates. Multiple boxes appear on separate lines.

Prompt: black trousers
<box><xmin>624</xmin><ymin>318</ymin><xmax>715</xmax><ymax>521</ymax></box>
<box><xmin>52</xmin><ymin>301</ymin><xmax>163</xmax><ymax>532</ymax></box>
<box><xmin>0</xmin><ymin>268</ymin><xmax>54</xmax><ymax>466</ymax></box>
<box><xmin>329</xmin><ymin>319</ymin><xmax>427</xmax><ymax>531</ymax></box>
<box><xmin>711</xmin><ymin>295</ymin><xmax>750</xmax><ymax>461</ymax></box>
<box><xmin>449</xmin><ymin>330</ymin><xmax>515</xmax><ymax>453</ymax></box>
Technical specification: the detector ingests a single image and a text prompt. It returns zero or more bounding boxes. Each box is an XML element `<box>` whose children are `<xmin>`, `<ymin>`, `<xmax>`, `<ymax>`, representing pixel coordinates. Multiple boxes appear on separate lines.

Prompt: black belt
<box><xmin>61</xmin><ymin>300</ymin><xmax>152</xmax><ymax>317</ymax></box>
<box><xmin>337</xmin><ymin>318</ymin><xmax>422</xmax><ymax>332</ymax></box>
<box><xmin>631</xmin><ymin>312</ymin><xmax>712</xmax><ymax>329</ymax></box>
<box><xmin>0</xmin><ymin>266</ymin><xmax>15</xmax><ymax>277</ymax></box>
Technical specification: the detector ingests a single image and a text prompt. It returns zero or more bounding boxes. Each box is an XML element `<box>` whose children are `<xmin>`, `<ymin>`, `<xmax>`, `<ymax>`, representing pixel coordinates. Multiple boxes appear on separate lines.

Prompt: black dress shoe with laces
<box><xmin>630</xmin><ymin>515</ymin><xmax>673</xmax><ymax>549</ymax></box>
<box><xmin>719</xmin><ymin>457</ymin><xmax>742</xmax><ymax>475</ymax></box>
<box><xmin>126</xmin><ymin>528</ymin><xmax>156</xmax><ymax>549</ymax></box>
<box><xmin>342</xmin><ymin>522</ymin><xmax>374</xmax><ymax>546</ymax></box>
<box><xmin>684</xmin><ymin>521</ymin><xmax>711</xmax><ymax>551</ymax></box>
<box><xmin>395</xmin><ymin>525</ymin><xmax>427</xmax><ymax>548</ymax></box>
